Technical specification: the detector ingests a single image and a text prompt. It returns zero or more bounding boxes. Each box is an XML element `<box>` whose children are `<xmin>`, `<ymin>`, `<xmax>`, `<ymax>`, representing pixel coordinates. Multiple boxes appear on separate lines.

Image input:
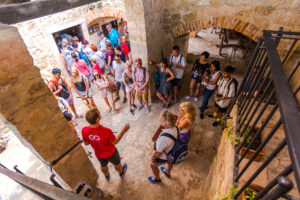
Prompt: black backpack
<box><xmin>161</xmin><ymin>127</ymin><xmax>189</xmax><ymax>164</ymax></box>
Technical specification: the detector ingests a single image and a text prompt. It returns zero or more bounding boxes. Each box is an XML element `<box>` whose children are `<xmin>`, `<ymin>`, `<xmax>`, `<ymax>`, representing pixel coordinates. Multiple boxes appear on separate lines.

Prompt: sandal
<box><xmin>160</xmin><ymin>166</ymin><xmax>171</xmax><ymax>178</ymax></box>
<box><xmin>105</xmin><ymin>174</ymin><xmax>110</xmax><ymax>181</ymax></box>
<box><xmin>114</xmin><ymin>109</ymin><xmax>119</xmax><ymax>114</ymax></box>
<box><xmin>148</xmin><ymin>176</ymin><xmax>161</xmax><ymax>184</ymax></box>
<box><xmin>76</xmin><ymin>114</ymin><xmax>83</xmax><ymax>118</ymax></box>
<box><xmin>119</xmin><ymin>163</ymin><xmax>127</xmax><ymax>177</ymax></box>
<box><xmin>166</xmin><ymin>102</ymin><xmax>171</xmax><ymax>108</ymax></box>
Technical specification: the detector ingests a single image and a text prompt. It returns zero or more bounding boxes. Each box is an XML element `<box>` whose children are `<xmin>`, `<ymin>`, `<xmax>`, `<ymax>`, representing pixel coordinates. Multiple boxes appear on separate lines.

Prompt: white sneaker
<box><xmin>195</xmin><ymin>97</ymin><xmax>198</xmax><ymax>102</ymax></box>
<box><xmin>185</xmin><ymin>96</ymin><xmax>190</xmax><ymax>99</ymax></box>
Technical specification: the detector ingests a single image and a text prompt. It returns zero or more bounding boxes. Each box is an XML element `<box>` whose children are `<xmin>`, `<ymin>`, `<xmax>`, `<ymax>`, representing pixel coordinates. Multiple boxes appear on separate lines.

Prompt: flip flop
<box><xmin>76</xmin><ymin>114</ymin><xmax>83</xmax><ymax>118</ymax></box>
<box><xmin>148</xmin><ymin>176</ymin><xmax>161</xmax><ymax>184</ymax></box>
<box><xmin>160</xmin><ymin>166</ymin><xmax>171</xmax><ymax>178</ymax></box>
<box><xmin>119</xmin><ymin>163</ymin><xmax>127</xmax><ymax>177</ymax></box>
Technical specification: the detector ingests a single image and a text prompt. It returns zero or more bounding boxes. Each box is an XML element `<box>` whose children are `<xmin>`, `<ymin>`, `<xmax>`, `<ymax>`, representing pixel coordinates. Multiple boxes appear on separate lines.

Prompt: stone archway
<box><xmin>85</xmin><ymin>7</ymin><xmax>125</xmax><ymax>26</ymax></box>
<box><xmin>170</xmin><ymin>16</ymin><xmax>261</xmax><ymax>42</ymax></box>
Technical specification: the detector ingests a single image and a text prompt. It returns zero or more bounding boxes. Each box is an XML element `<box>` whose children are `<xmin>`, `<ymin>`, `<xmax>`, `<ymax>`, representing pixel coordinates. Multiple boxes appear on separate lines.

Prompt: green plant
<box><xmin>225</xmin><ymin>120</ymin><xmax>240</xmax><ymax>145</ymax></box>
<box><xmin>220</xmin><ymin>184</ymin><xmax>239</xmax><ymax>200</ymax></box>
<box><xmin>244</xmin><ymin>187</ymin><xmax>258</xmax><ymax>200</ymax></box>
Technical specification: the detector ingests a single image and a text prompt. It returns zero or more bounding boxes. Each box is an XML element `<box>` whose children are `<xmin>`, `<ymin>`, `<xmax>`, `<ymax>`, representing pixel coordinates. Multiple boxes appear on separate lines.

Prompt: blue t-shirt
<box><xmin>108</xmin><ymin>28</ymin><xmax>119</xmax><ymax>47</ymax></box>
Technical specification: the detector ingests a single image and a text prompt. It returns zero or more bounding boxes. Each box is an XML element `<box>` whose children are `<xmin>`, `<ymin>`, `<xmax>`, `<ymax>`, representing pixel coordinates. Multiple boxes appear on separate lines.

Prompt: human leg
<box><xmin>189</xmin><ymin>79</ymin><xmax>196</xmax><ymax>97</ymax></box>
<box><xmin>156</xmin><ymin>92</ymin><xmax>168</xmax><ymax>105</ymax></box>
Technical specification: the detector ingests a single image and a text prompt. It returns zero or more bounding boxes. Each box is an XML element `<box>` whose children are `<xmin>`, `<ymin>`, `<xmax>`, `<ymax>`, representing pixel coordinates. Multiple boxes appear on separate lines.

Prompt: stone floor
<box><xmin>0</xmin><ymin>28</ymin><xmax>250</xmax><ymax>200</ymax></box>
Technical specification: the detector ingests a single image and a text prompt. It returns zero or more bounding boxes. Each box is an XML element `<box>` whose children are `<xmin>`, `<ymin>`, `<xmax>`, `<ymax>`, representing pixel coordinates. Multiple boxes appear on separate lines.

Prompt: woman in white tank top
<box><xmin>93</xmin><ymin>70</ymin><xmax>119</xmax><ymax>113</ymax></box>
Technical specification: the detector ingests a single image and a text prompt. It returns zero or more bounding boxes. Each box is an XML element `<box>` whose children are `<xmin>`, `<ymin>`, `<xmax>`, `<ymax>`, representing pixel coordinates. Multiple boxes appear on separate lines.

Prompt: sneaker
<box><xmin>138</xmin><ymin>105</ymin><xmax>144</xmax><ymax>111</ymax></box>
<box><xmin>114</xmin><ymin>97</ymin><xmax>120</xmax><ymax>102</ymax></box>
<box><xmin>207</xmin><ymin>114</ymin><xmax>214</xmax><ymax>118</ymax></box>
<box><xmin>132</xmin><ymin>104</ymin><xmax>137</xmax><ymax>109</ymax></box>
<box><xmin>200</xmin><ymin>113</ymin><xmax>204</xmax><ymax>119</ymax></box>
<box><xmin>130</xmin><ymin>109</ymin><xmax>134</xmax><ymax>115</ymax></box>
<box><xmin>185</xmin><ymin>96</ymin><xmax>190</xmax><ymax>99</ymax></box>
<box><xmin>146</xmin><ymin>106</ymin><xmax>151</xmax><ymax>113</ymax></box>
<box><xmin>119</xmin><ymin>163</ymin><xmax>127</xmax><ymax>177</ymax></box>
<box><xmin>194</xmin><ymin>97</ymin><xmax>198</xmax><ymax>102</ymax></box>
<box><xmin>123</xmin><ymin>98</ymin><xmax>127</xmax><ymax>103</ymax></box>
<box><xmin>148</xmin><ymin>176</ymin><xmax>161</xmax><ymax>184</ymax></box>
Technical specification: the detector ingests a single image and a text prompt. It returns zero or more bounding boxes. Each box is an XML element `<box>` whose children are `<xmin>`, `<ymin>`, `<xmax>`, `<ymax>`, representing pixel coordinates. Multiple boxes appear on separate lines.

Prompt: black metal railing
<box><xmin>226</xmin><ymin>29</ymin><xmax>300</xmax><ymax>199</ymax></box>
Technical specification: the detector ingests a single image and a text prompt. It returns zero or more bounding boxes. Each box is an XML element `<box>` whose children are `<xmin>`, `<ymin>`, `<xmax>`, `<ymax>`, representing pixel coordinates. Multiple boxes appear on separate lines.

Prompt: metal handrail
<box><xmin>263</xmin><ymin>30</ymin><xmax>300</xmax><ymax>191</ymax></box>
<box><xmin>227</xmin><ymin>29</ymin><xmax>300</xmax><ymax>199</ymax></box>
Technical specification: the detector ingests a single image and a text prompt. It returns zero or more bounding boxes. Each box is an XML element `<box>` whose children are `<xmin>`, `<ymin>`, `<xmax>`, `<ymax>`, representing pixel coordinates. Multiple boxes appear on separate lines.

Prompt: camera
<box><xmin>216</xmin><ymin>94</ymin><xmax>223</xmax><ymax>98</ymax></box>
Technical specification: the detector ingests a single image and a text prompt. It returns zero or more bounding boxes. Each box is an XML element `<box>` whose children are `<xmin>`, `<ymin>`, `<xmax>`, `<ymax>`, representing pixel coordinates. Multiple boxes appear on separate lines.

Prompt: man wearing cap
<box><xmin>48</xmin><ymin>68</ymin><xmax>80</xmax><ymax>118</ymax></box>
<box><xmin>98</xmin><ymin>31</ymin><xmax>110</xmax><ymax>58</ymax></box>
<box><xmin>133</xmin><ymin>58</ymin><xmax>151</xmax><ymax>113</ymax></box>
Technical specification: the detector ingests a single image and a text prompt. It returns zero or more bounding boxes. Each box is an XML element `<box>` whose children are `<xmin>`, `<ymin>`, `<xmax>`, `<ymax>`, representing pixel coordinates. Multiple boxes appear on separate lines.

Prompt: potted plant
<box><xmin>240</xmin><ymin>125</ymin><xmax>265</xmax><ymax>161</ymax></box>
<box><xmin>241</xmin><ymin>182</ymin><xmax>264</xmax><ymax>200</ymax></box>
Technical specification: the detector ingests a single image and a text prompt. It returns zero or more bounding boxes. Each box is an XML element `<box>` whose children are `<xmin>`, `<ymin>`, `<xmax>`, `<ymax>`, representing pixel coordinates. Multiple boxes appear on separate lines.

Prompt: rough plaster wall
<box><xmin>0</xmin><ymin>24</ymin><xmax>99</xmax><ymax>188</ymax></box>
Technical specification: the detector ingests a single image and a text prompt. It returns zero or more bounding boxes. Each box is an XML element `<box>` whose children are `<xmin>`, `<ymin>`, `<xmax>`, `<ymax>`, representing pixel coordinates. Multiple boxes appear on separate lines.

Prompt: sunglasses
<box><xmin>116</xmin><ymin>59</ymin><xmax>121</xmax><ymax>61</ymax></box>
<box><xmin>94</xmin><ymin>74</ymin><xmax>100</xmax><ymax>77</ymax></box>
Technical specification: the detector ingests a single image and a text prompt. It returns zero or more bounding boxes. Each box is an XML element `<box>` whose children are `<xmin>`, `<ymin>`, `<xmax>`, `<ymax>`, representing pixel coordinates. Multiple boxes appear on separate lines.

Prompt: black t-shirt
<box><xmin>192</xmin><ymin>59</ymin><xmax>209</xmax><ymax>76</ymax></box>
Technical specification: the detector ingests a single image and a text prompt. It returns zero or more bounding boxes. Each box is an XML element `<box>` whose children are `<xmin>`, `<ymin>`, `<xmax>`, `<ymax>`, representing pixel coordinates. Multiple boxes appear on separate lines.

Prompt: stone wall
<box><xmin>158</xmin><ymin>0</ymin><xmax>300</xmax><ymax>58</ymax></box>
<box><xmin>0</xmin><ymin>24</ymin><xmax>99</xmax><ymax>188</ymax></box>
<box><xmin>14</xmin><ymin>0</ymin><xmax>124</xmax><ymax>81</ymax></box>
<box><xmin>201</xmin><ymin>106</ymin><xmax>237</xmax><ymax>200</ymax></box>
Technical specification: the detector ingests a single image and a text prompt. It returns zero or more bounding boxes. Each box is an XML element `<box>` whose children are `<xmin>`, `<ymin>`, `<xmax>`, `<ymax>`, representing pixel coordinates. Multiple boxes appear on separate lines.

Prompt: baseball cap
<box><xmin>97</xmin><ymin>31</ymin><xmax>103</xmax><ymax>36</ymax></box>
<box><xmin>52</xmin><ymin>68</ymin><xmax>61</xmax><ymax>74</ymax></box>
<box><xmin>135</xmin><ymin>58</ymin><xmax>142</xmax><ymax>64</ymax></box>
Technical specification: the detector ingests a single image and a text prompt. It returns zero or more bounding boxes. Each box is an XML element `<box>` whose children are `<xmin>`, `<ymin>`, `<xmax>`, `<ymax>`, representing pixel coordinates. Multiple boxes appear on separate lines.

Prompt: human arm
<box><xmin>49</xmin><ymin>82</ymin><xmax>63</xmax><ymax>96</ymax></box>
<box><xmin>140</xmin><ymin>70</ymin><xmax>150</xmax><ymax>91</ymax></box>
<box><xmin>176</xmin><ymin>118</ymin><xmax>190</xmax><ymax>130</ymax></box>
<box><xmin>111</xmin><ymin>123</ymin><xmax>130</xmax><ymax>145</ymax></box>
<box><xmin>83</xmin><ymin>76</ymin><xmax>90</xmax><ymax>97</ymax></box>
<box><xmin>122</xmin><ymin>73</ymin><xmax>129</xmax><ymax>88</ymax></box>
<box><xmin>208</xmin><ymin>73</ymin><xmax>221</xmax><ymax>85</ymax></box>
<box><xmin>148</xmin><ymin>61</ymin><xmax>161</xmax><ymax>67</ymax></box>
<box><xmin>166</xmin><ymin>68</ymin><xmax>175</xmax><ymax>82</ymax></box>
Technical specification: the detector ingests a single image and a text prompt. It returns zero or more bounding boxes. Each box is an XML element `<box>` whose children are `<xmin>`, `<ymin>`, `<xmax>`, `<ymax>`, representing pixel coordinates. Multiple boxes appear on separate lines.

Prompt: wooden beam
<box><xmin>0</xmin><ymin>0</ymin><xmax>100</xmax><ymax>25</ymax></box>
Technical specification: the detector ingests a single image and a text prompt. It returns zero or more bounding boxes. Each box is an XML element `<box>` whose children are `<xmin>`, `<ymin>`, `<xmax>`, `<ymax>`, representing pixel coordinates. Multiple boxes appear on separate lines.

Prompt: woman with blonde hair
<box><xmin>69</xmin><ymin>66</ymin><xmax>96</xmax><ymax>109</ymax></box>
<box><xmin>176</xmin><ymin>102</ymin><xmax>196</xmax><ymax>144</ymax></box>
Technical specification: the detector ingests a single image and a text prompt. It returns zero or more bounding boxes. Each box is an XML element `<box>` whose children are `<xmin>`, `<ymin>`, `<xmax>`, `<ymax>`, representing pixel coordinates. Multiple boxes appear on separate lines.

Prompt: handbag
<box><xmin>107</xmin><ymin>79</ymin><xmax>117</xmax><ymax>93</ymax></box>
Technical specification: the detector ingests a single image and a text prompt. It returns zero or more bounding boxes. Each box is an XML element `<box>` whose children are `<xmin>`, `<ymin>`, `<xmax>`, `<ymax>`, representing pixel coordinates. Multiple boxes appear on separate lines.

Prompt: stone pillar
<box><xmin>0</xmin><ymin>24</ymin><xmax>99</xmax><ymax>188</ymax></box>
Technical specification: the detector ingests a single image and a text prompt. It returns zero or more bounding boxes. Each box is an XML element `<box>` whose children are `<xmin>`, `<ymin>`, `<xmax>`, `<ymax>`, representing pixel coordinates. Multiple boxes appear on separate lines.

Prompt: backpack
<box><xmin>50</xmin><ymin>79</ymin><xmax>70</xmax><ymax>99</ymax></box>
<box><xmin>154</xmin><ymin>66</ymin><xmax>161</xmax><ymax>83</ymax></box>
<box><xmin>76</xmin><ymin>49</ymin><xmax>90</xmax><ymax>65</ymax></box>
<box><xmin>161</xmin><ymin>127</ymin><xmax>189</xmax><ymax>164</ymax></box>
<box><xmin>170</xmin><ymin>54</ymin><xmax>183</xmax><ymax>66</ymax></box>
<box><xmin>227</xmin><ymin>78</ymin><xmax>238</xmax><ymax>97</ymax></box>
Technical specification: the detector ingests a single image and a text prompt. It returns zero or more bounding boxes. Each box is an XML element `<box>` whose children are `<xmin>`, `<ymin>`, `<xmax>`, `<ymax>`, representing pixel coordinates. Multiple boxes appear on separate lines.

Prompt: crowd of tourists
<box><xmin>48</xmin><ymin>22</ymin><xmax>238</xmax><ymax>184</ymax></box>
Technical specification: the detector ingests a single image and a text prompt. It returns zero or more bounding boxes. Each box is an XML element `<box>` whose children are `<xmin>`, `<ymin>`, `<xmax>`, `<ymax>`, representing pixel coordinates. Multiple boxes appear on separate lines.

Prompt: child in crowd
<box><xmin>176</xmin><ymin>102</ymin><xmax>196</xmax><ymax>144</ymax></box>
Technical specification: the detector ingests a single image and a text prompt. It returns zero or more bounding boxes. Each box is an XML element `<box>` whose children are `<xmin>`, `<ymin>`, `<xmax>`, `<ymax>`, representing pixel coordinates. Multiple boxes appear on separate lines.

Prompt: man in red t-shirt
<box><xmin>82</xmin><ymin>108</ymin><xmax>130</xmax><ymax>181</ymax></box>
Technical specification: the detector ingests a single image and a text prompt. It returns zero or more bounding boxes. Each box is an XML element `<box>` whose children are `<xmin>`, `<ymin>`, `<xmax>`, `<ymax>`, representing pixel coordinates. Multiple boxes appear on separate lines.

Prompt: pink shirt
<box><xmin>133</xmin><ymin>68</ymin><xmax>149</xmax><ymax>92</ymax></box>
<box><xmin>92</xmin><ymin>64</ymin><xmax>103</xmax><ymax>75</ymax></box>
<box><xmin>74</xmin><ymin>59</ymin><xmax>89</xmax><ymax>76</ymax></box>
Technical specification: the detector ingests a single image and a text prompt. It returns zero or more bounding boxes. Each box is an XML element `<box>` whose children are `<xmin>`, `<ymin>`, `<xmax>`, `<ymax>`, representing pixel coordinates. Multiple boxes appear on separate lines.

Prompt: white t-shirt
<box><xmin>170</xmin><ymin>54</ymin><xmax>186</xmax><ymax>79</ymax></box>
<box><xmin>99</xmin><ymin>37</ymin><xmax>109</xmax><ymax>57</ymax></box>
<box><xmin>113</xmin><ymin>61</ymin><xmax>125</xmax><ymax>82</ymax></box>
<box><xmin>206</xmin><ymin>71</ymin><xmax>221</xmax><ymax>90</ymax></box>
<box><xmin>216</xmin><ymin>77</ymin><xmax>236</xmax><ymax>108</ymax></box>
<box><xmin>156</xmin><ymin>127</ymin><xmax>178</xmax><ymax>160</ymax></box>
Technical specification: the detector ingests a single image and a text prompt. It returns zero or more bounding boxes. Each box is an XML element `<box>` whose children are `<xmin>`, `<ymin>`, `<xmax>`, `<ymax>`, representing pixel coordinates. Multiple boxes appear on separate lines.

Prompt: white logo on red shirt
<box><xmin>89</xmin><ymin>135</ymin><xmax>100</xmax><ymax>141</ymax></box>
